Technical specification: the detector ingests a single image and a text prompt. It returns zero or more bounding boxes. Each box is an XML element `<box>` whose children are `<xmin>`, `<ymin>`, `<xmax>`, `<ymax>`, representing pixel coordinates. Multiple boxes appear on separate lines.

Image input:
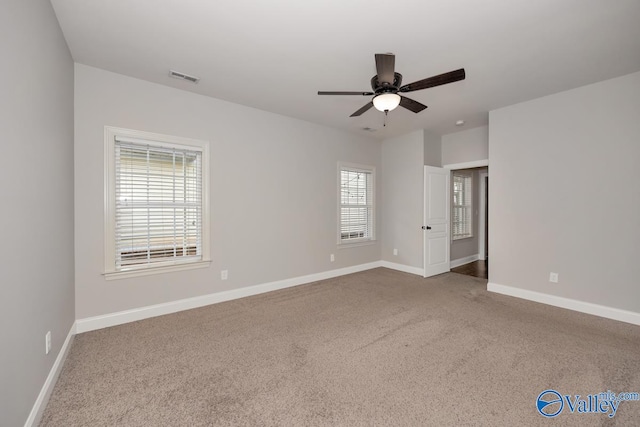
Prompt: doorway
<box><xmin>448</xmin><ymin>166</ymin><xmax>488</xmax><ymax>279</ymax></box>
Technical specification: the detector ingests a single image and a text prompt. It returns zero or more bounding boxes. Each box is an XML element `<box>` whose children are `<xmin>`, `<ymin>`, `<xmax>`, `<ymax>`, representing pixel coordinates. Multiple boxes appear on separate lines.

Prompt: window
<box><xmin>452</xmin><ymin>172</ymin><xmax>472</xmax><ymax>240</ymax></box>
<box><xmin>104</xmin><ymin>127</ymin><xmax>210</xmax><ymax>279</ymax></box>
<box><xmin>338</xmin><ymin>163</ymin><xmax>375</xmax><ymax>244</ymax></box>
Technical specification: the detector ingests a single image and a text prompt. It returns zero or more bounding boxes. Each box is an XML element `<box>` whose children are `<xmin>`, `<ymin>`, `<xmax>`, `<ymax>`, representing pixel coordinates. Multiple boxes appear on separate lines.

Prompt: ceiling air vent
<box><xmin>169</xmin><ymin>70</ymin><xmax>199</xmax><ymax>84</ymax></box>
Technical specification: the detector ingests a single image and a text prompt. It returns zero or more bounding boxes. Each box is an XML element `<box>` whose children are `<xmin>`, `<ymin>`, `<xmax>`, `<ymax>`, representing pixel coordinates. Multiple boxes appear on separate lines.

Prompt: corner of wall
<box><xmin>24</xmin><ymin>322</ymin><xmax>77</xmax><ymax>427</ymax></box>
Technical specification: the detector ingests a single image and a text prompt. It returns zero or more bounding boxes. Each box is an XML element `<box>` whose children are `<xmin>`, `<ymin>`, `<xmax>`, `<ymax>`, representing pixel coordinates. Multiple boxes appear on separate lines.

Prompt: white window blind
<box><xmin>114</xmin><ymin>137</ymin><xmax>203</xmax><ymax>269</ymax></box>
<box><xmin>452</xmin><ymin>173</ymin><xmax>472</xmax><ymax>240</ymax></box>
<box><xmin>339</xmin><ymin>166</ymin><xmax>374</xmax><ymax>242</ymax></box>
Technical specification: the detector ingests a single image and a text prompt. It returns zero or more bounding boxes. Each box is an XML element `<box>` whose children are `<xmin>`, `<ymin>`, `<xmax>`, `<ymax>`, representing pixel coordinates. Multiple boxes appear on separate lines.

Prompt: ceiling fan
<box><xmin>318</xmin><ymin>53</ymin><xmax>465</xmax><ymax>117</ymax></box>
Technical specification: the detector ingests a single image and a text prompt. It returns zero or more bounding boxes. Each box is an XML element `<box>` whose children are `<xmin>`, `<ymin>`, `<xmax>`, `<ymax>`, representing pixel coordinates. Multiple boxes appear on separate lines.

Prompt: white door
<box><xmin>423</xmin><ymin>166</ymin><xmax>450</xmax><ymax>277</ymax></box>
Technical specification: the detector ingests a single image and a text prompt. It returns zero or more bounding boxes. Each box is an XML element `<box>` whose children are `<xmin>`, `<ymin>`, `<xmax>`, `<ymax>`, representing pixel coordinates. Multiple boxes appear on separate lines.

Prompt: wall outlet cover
<box><xmin>45</xmin><ymin>331</ymin><xmax>51</xmax><ymax>355</ymax></box>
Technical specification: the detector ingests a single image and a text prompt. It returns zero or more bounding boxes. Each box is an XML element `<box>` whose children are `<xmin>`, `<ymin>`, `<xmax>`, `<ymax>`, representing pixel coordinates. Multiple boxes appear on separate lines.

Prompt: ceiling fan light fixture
<box><xmin>372</xmin><ymin>93</ymin><xmax>401</xmax><ymax>112</ymax></box>
<box><xmin>318</xmin><ymin>54</ymin><xmax>464</xmax><ymax>118</ymax></box>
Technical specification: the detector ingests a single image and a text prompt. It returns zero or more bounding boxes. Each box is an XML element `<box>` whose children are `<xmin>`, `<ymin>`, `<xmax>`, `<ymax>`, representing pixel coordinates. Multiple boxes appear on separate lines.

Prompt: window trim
<box><xmin>452</xmin><ymin>171</ymin><xmax>473</xmax><ymax>240</ymax></box>
<box><xmin>103</xmin><ymin>126</ymin><xmax>211</xmax><ymax>280</ymax></box>
<box><xmin>337</xmin><ymin>162</ymin><xmax>376</xmax><ymax>246</ymax></box>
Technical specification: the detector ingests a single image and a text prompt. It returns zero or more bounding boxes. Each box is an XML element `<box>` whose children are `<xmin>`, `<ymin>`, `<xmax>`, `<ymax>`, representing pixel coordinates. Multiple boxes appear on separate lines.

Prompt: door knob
<box><xmin>422</xmin><ymin>226</ymin><xmax>431</xmax><ymax>230</ymax></box>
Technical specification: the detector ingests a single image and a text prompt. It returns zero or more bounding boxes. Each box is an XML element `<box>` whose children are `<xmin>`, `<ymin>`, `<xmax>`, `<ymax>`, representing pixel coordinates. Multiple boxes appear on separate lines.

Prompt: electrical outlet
<box><xmin>45</xmin><ymin>331</ymin><xmax>51</xmax><ymax>355</ymax></box>
<box><xmin>549</xmin><ymin>272</ymin><xmax>559</xmax><ymax>283</ymax></box>
<box><xmin>221</xmin><ymin>270</ymin><xmax>228</xmax><ymax>280</ymax></box>
<box><xmin>393</xmin><ymin>248</ymin><xmax>398</xmax><ymax>256</ymax></box>
<box><xmin>330</xmin><ymin>254</ymin><xmax>335</xmax><ymax>262</ymax></box>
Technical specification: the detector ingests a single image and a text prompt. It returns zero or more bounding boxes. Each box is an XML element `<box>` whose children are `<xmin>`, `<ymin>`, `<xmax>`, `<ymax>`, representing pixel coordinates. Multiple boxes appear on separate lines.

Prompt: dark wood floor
<box><xmin>451</xmin><ymin>260</ymin><xmax>488</xmax><ymax>280</ymax></box>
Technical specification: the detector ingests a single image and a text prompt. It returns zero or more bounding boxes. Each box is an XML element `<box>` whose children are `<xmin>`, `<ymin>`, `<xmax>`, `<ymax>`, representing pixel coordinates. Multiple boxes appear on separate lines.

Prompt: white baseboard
<box><xmin>25</xmin><ymin>321</ymin><xmax>76</xmax><ymax>427</ymax></box>
<box><xmin>380</xmin><ymin>260</ymin><xmax>425</xmax><ymax>276</ymax></box>
<box><xmin>76</xmin><ymin>261</ymin><xmax>383</xmax><ymax>333</ymax></box>
<box><xmin>487</xmin><ymin>282</ymin><xmax>640</xmax><ymax>326</ymax></box>
<box><xmin>450</xmin><ymin>254</ymin><xmax>479</xmax><ymax>269</ymax></box>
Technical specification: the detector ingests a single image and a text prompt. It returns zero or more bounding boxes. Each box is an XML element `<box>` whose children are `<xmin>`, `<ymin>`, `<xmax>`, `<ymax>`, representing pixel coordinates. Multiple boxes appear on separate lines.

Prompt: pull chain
<box><xmin>383</xmin><ymin>110</ymin><xmax>389</xmax><ymax>127</ymax></box>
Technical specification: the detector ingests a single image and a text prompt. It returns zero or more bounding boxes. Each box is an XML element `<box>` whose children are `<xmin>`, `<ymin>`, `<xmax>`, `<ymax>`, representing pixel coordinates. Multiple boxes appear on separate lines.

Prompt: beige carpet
<box><xmin>41</xmin><ymin>268</ymin><xmax>640</xmax><ymax>426</ymax></box>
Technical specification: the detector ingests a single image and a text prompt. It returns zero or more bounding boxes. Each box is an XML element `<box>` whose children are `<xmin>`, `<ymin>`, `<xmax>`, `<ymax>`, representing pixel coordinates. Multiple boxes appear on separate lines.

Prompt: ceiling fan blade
<box><xmin>399</xmin><ymin>96</ymin><xmax>428</xmax><ymax>113</ymax></box>
<box><xmin>350</xmin><ymin>102</ymin><xmax>374</xmax><ymax>117</ymax></box>
<box><xmin>399</xmin><ymin>68</ymin><xmax>465</xmax><ymax>93</ymax></box>
<box><xmin>375</xmin><ymin>53</ymin><xmax>395</xmax><ymax>85</ymax></box>
<box><xmin>318</xmin><ymin>91</ymin><xmax>374</xmax><ymax>96</ymax></box>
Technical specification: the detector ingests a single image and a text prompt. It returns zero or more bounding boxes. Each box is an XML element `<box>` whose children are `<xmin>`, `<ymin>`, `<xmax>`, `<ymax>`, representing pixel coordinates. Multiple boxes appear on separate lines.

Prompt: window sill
<box><xmin>104</xmin><ymin>259</ymin><xmax>211</xmax><ymax>281</ymax></box>
<box><xmin>452</xmin><ymin>236</ymin><xmax>474</xmax><ymax>241</ymax></box>
<box><xmin>337</xmin><ymin>239</ymin><xmax>377</xmax><ymax>249</ymax></box>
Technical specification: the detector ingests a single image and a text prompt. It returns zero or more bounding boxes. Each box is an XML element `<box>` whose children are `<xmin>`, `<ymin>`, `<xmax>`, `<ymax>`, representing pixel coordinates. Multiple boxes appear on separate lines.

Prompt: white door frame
<box><xmin>478</xmin><ymin>171</ymin><xmax>489</xmax><ymax>260</ymax></box>
<box><xmin>443</xmin><ymin>159</ymin><xmax>489</xmax><ymax>262</ymax></box>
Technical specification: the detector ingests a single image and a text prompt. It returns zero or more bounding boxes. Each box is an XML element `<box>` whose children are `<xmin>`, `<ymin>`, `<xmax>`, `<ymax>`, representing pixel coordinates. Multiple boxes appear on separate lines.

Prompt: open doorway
<box><xmin>449</xmin><ymin>166</ymin><xmax>488</xmax><ymax>279</ymax></box>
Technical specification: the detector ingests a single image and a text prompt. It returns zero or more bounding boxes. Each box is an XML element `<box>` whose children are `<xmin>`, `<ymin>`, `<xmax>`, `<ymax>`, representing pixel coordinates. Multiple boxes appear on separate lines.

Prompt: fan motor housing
<box><xmin>371</xmin><ymin>72</ymin><xmax>403</xmax><ymax>93</ymax></box>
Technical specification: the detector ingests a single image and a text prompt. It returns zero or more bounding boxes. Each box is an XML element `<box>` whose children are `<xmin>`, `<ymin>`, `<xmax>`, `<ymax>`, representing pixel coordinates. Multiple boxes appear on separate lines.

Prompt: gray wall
<box><xmin>74</xmin><ymin>64</ymin><xmax>382</xmax><ymax>319</ymax></box>
<box><xmin>442</xmin><ymin>125</ymin><xmax>488</xmax><ymax>166</ymax></box>
<box><xmin>489</xmin><ymin>71</ymin><xmax>640</xmax><ymax>313</ymax></box>
<box><xmin>0</xmin><ymin>1</ymin><xmax>75</xmax><ymax>425</ymax></box>
<box><xmin>423</xmin><ymin>130</ymin><xmax>442</xmax><ymax>167</ymax></box>
<box><xmin>381</xmin><ymin>131</ymin><xmax>425</xmax><ymax>269</ymax></box>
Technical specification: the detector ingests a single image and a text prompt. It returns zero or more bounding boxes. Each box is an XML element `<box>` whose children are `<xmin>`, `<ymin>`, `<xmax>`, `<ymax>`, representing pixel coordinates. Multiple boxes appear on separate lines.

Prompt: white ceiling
<box><xmin>50</xmin><ymin>0</ymin><xmax>640</xmax><ymax>139</ymax></box>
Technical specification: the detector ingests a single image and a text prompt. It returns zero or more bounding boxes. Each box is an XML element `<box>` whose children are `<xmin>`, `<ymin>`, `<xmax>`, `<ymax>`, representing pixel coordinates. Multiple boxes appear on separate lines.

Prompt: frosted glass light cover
<box><xmin>372</xmin><ymin>93</ymin><xmax>401</xmax><ymax>111</ymax></box>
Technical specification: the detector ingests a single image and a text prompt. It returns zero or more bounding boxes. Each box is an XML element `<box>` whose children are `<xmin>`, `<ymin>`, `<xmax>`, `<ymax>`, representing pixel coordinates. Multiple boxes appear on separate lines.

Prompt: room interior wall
<box><xmin>442</xmin><ymin>125</ymin><xmax>488</xmax><ymax>166</ymax></box>
<box><xmin>423</xmin><ymin>130</ymin><xmax>442</xmax><ymax>167</ymax></box>
<box><xmin>74</xmin><ymin>64</ymin><xmax>382</xmax><ymax>319</ymax></box>
<box><xmin>381</xmin><ymin>130</ymin><xmax>425</xmax><ymax>270</ymax></box>
<box><xmin>0</xmin><ymin>1</ymin><xmax>75</xmax><ymax>425</ymax></box>
<box><xmin>489</xmin><ymin>70</ymin><xmax>640</xmax><ymax>314</ymax></box>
